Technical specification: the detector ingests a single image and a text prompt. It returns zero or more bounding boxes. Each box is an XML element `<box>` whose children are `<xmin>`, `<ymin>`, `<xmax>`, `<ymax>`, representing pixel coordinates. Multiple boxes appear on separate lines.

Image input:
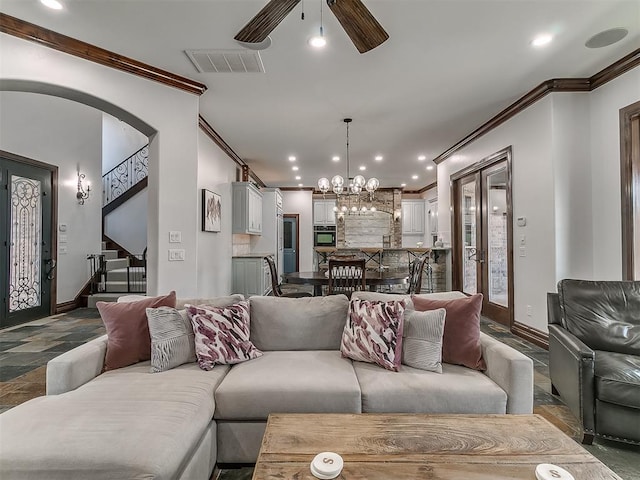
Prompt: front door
<box><xmin>0</xmin><ymin>152</ymin><xmax>57</xmax><ymax>328</ymax></box>
<box><xmin>283</xmin><ymin>215</ymin><xmax>298</xmax><ymax>273</ymax></box>
<box><xmin>452</xmin><ymin>149</ymin><xmax>513</xmax><ymax>326</ymax></box>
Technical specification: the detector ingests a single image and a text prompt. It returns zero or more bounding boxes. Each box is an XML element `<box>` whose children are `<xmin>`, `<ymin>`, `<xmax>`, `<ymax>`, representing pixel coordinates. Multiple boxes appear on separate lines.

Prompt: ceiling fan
<box><xmin>234</xmin><ymin>0</ymin><xmax>389</xmax><ymax>54</ymax></box>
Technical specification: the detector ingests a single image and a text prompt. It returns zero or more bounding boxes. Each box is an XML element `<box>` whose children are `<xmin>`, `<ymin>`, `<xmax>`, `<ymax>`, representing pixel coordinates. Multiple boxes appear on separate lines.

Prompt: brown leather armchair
<box><xmin>547</xmin><ymin>279</ymin><xmax>640</xmax><ymax>445</ymax></box>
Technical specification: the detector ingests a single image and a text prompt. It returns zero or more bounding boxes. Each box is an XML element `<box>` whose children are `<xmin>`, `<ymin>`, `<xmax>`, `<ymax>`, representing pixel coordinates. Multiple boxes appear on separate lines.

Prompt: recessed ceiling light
<box><xmin>418</xmin><ymin>155</ymin><xmax>426</xmax><ymax>161</ymax></box>
<box><xmin>531</xmin><ymin>34</ymin><xmax>553</xmax><ymax>47</ymax></box>
<box><xmin>585</xmin><ymin>28</ymin><xmax>628</xmax><ymax>49</ymax></box>
<box><xmin>359</xmin><ymin>166</ymin><xmax>366</xmax><ymax>171</ymax></box>
<box><xmin>288</xmin><ymin>156</ymin><xmax>296</xmax><ymax>162</ymax></box>
<box><xmin>400</xmin><ymin>183</ymin><xmax>407</xmax><ymax>187</ymax></box>
<box><xmin>375</xmin><ymin>155</ymin><xmax>383</xmax><ymax>161</ymax></box>
<box><xmin>426</xmin><ymin>165</ymin><xmax>434</xmax><ymax>171</ymax></box>
<box><xmin>298</xmin><ymin>183</ymin><xmax>304</xmax><ymax>187</ymax></box>
<box><xmin>332</xmin><ymin>156</ymin><xmax>340</xmax><ymax>162</ymax></box>
<box><xmin>40</xmin><ymin>0</ymin><xmax>63</xmax><ymax>9</ymax></box>
<box><xmin>295</xmin><ymin>175</ymin><xmax>301</xmax><ymax>180</ymax></box>
<box><xmin>412</xmin><ymin>175</ymin><xmax>419</xmax><ymax>180</ymax></box>
<box><xmin>292</xmin><ymin>166</ymin><xmax>299</xmax><ymax>171</ymax></box>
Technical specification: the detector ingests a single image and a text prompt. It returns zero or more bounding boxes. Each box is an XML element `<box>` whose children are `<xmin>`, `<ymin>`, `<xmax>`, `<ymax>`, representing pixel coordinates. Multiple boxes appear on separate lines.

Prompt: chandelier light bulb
<box><xmin>366</xmin><ymin>178</ymin><xmax>379</xmax><ymax>192</ymax></box>
<box><xmin>331</xmin><ymin>175</ymin><xmax>344</xmax><ymax>187</ymax></box>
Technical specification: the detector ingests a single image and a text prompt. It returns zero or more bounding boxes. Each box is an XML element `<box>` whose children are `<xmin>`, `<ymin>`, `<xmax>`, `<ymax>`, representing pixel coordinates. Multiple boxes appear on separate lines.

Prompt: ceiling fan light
<box><xmin>309</xmin><ymin>35</ymin><xmax>327</xmax><ymax>48</ymax></box>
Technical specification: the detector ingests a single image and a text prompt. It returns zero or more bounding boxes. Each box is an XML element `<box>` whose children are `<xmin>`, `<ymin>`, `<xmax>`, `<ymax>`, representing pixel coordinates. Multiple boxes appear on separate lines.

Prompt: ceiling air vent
<box><xmin>184</xmin><ymin>49</ymin><xmax>265</xmax><ymax>73</ymax></box>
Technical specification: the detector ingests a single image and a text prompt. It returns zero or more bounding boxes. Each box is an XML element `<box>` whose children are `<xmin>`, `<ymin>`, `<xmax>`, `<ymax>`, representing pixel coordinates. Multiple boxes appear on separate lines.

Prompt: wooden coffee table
<box><xmin>252</xmin><ymin>413</ymin><xmax>622</xmax><ymax>479</ymax></box>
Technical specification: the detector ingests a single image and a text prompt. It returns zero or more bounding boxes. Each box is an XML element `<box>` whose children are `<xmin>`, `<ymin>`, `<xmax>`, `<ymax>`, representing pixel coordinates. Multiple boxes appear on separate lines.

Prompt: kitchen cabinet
<box><xmin>402</xmin><ymin>200</ymin><xmax>425</xmax><ymax>234</ymax></box>
<box><xmin>313</xmin><ymin>200</ymin><xmax>336</xmax><ymax>225</ymax></box>
<box><xmin>232</xmin><ymin>182</ymin><xmax>263</xmax><ymax>235</ymax></box>
<box><xmin>251</xmin><ymin>188</ymin><xmax>283</xmax><ymax>282</ymax></box>
<box><xmin>232</xmin><ymin>255</ymin><xmax>271</xmax><ymax>297</ymax></box>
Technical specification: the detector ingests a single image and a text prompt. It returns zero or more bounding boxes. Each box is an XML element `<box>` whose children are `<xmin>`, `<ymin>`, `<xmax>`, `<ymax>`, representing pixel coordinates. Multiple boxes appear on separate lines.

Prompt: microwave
<box><xmin>314</xmin><ymin>226</ymin><xmax>336</xmax><ymax>246</ymax></box>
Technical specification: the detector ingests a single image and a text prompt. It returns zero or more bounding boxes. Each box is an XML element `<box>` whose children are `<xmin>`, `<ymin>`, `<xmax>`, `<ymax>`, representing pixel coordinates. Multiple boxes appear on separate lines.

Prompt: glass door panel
<box><xmin>485</xmin><ymin>167</ymin><xmax>508</xmax><ymax>308</ymax></box>
<box><xmin>460</xmin><ymin>175</ymin><xmax>480</xmax><ymax>296</ymax></box>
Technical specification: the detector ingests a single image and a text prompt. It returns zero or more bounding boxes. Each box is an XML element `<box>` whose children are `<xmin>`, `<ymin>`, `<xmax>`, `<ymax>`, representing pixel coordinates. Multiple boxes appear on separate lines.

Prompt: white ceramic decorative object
<box><xmin>535</xmin><ymin>464</ymin><xmax>575</xmax><ymax>480</ymax></box>
<box><xmin>310</xmin><ymin>452</ymin><xmax>344</xmax><ymax>479</ymax></box>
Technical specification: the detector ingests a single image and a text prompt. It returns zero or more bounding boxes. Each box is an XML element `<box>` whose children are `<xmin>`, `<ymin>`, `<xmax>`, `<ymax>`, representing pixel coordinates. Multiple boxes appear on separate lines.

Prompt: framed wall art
<box><xmin>202</xmin><ymin>189</ymin><xmax>221</xmax><ymax>232</ymax></box>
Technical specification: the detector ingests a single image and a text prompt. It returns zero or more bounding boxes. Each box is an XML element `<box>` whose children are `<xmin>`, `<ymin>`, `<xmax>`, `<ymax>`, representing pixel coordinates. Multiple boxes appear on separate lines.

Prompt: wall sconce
<box><xmin>394</xmin><ymin>209</ymin><xmax>401</xmax><ymax>222</ymax></box>
<box><xmin>76</xmin><ymin>173</ymin><xmax>91</xmax><ymax>205</ymax></box>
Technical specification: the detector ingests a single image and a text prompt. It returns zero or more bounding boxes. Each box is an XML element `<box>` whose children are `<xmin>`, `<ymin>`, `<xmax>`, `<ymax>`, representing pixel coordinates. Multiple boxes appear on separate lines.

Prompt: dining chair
<box><xmin>406</xmin><ymin>256</ymin><xmax>427</xmax><ymax>294</ymax></box>
<box><xmin>327</xmin><ymin>258</ymin><xmax>366</xmax><ymax>298</ymax></box>
<box><xmin>265</xmin><ymin>255</ymin><xmax>313</xmax><ymax>298</ymax></box>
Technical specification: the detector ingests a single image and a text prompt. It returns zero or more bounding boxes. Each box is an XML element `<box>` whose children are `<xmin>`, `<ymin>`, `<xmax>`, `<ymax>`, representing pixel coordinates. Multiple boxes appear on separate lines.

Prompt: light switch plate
<box><xmin>169</xmin><ymin>231</ymin><xmax>182</xmax><ymax>243</ymax></box>
<box><xmin>519</xmin><ymin>246</ymin><xmax>526</xmax><ymax>257</ymax></box>
<box><xmin>59</xmin><ymin>234</ymin><xmax>68</xmax><ymax>243</ymax></box>
<box><xmin>59</xmin><ymin>223</ymin><xmax>68</xmax><ymax>232</ymax></box>
<box><xmin>168</xmin><ymin>249</ymin><xmax>185</xmax><ymax>261</ymax></box>
<box><xmin>59</xmin><ymin>245</ymin><xmax>68</xmax><ymax>254</ymax></box>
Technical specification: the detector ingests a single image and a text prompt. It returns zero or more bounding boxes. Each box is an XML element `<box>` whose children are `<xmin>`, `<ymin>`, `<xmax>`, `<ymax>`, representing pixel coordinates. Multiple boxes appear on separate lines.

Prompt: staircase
<box><xmin>86</xmin><ymin>241</ymin><xmax>147</xmax><ymax>307</ymax></box>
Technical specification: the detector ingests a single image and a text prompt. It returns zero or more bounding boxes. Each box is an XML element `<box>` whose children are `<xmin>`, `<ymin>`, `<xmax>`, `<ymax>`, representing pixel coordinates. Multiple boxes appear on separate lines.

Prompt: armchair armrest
<box><xmin>480</xmin><ymin>332</ymin><xmax>534</xmax><ymax>414</ymax></box>
<box><xmin>46</xmin><ymin>334</ymin><xmax>107</xmax><ymax>395</ymax></box>
<box><xmin>548</xmin><ymin>324</ymin><xmax>595</xmax><ymax>434</ymax></box>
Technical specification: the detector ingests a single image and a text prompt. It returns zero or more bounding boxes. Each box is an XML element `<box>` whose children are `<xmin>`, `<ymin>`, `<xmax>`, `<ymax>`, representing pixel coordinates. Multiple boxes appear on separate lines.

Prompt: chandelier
<box><xmin>317</xmin><ymin>118</ymin><xmax>379</xmax><ymax>200</ymax></box>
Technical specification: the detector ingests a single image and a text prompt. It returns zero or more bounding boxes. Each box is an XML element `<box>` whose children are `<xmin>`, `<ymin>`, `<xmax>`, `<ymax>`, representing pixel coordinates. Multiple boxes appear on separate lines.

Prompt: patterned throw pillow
<box><xmin>146</xmin><ymin>307</ymin><xmax>196</xmax><ymax>373</ymax></box>
<box><xmin>187</xmin><ymin>301</ymin><xmax>262</xmax><ymax>370</ymax></box>
<box><xmin>402</xmin><ymin>308</ymin><xmax>446</xmax><ymax>373</ymax></box>
<box><xmin>340</xmin><ymin>298</ymin><xmax>406</xmax><ymax>372</ymax></box>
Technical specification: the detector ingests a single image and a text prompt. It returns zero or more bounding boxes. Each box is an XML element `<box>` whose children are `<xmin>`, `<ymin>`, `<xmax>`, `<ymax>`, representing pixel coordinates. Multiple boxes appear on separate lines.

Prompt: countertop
<box><xmin>232</xmin><ymin>252</ymin><xmax>274</xmax><ymax>258</ymax></box>
<box><xmin>314</xmin><ymin>247</ymin><xmax>451</xmax><ymax>251</ymax></box>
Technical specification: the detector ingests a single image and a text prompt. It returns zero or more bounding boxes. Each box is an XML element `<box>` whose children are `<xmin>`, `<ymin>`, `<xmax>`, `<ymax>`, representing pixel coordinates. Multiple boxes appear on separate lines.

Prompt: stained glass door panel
<box><xmin>1</xmin><ymin>155</ymin><xmax>53</xmax><ymax>328</ymax></box>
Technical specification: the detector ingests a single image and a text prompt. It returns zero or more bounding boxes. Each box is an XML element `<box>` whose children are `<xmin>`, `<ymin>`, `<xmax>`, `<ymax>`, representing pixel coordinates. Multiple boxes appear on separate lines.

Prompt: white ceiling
<box><xmin>1</xmin><ymin>0</ymin><xmax>638</xmax><ymax>190</ymax></box>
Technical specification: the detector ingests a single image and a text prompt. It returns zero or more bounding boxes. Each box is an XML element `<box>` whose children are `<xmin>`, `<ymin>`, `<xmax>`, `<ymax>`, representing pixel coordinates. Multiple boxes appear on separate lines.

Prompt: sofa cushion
<box><xmin>558</xmin><ymin>279</ymin><xmax>640</xmax><ymax>356</ymax></box>
<box><xmin>340</xmin><ymin>298</ymin><xmax>406</xmax><ymax>371</ymax></box>
<box><xmin>352</xmin><ymin>361</ymin><xmax>507</xmax><ymax>414</ymax></box>
<box><xmin>146</xmin><ymin>306</ymin><xmax>196</xmax><ymax>373</ymax></box>
<box><xmin>402</xmin><ymin>308</ymin><xmax>447</xmax><ymax>373</ymax></box>
<box><xmin>188</xmin><ymin>301</ymin><xmax>262</xmax><ymax>369</ymax></box>
<box><xmin>176</xmin><ymin>294</ymin><xmax>244</xmax><ymax>309</ymax></box>
<box><xmin>97</xmin><ymin>291</ymin><xmax>177</xmax><ymax>371</ymax></box>
<box><xmin>412</xmin><ymin>293</ymin><xmax>486</xmax><ymax>371</ymax></box>
<box><xmin>594</xmin><ymin>350</ymin><xmax>640</xmax><ymax>409</ymax></box>
<box><xmin>214</xmin><ymin>351</ymin><xmax>361</xmax><ymax>420</ymax></box>
<box><xmin>0</xmin><ymin>362</ymin><xmax>229</xmax><ymax>480</ymax></box>
<box><xmin>249</xmin><ymin>295</ymin><xmax>349</xmax><ymax>350</ymax></box>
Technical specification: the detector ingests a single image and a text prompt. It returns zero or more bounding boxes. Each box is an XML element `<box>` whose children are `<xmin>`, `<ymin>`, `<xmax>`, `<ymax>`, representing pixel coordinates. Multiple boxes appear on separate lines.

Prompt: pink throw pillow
<box><xmin>187</xmin><ymin>301</ymin><xmax>262</xmax><ymax>370</ymax></box>
<box><xmin>412</xmin><ymin>294</ymin><xmax>486</xmax><ymax>371</ymax></box>
<box><xmin>97</xmin><ymin>291</ymin><xmax>176</xmax><ymax>371</ymax></box>
<box><xmin>340</xmin><ymin>298</ymin><xmax>406</xmax><ymax>372</ymax></box>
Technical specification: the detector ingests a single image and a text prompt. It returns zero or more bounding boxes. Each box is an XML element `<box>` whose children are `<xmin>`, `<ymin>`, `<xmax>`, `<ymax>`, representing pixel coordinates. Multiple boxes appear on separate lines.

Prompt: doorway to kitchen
<box><xmin>0</xmin><ymin>151</ymin><xmax>57</xmax><ymax>329</ymax></box>
<box><xmin>621</xmin><ymin>100</ymin><xmax>640</xmax><ymax>280</ymax></box>
<box><xmin>451</xmin><ymin>147</ymin><xmax>513</xmax><ymax>327</ymax></box>
<box><xmin>283</xmin><ymin>214</ymin><xmax>300</xmax><ymax>273</ymax></box>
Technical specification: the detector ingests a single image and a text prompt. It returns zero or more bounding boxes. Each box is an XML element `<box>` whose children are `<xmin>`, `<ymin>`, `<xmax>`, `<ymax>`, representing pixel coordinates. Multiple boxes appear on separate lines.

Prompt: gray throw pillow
<box><xmin>146</xmin><ymin>307</ymin><xmax>196</xmax><ymax>373</ymax></box>
<box><xmin>402</xmin><ymin>308</ymin><xmax>446</xmax><ymax>373</ymax></box>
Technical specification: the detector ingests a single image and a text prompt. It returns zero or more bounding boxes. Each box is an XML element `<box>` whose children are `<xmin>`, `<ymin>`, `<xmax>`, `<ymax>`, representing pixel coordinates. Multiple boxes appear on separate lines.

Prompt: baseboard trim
<box><xmin>55</xmin><ymin>300</ymin><xmax>78</xmax><ymax>314</ymax></box>
<box><xmin>512</xmin><ymin>321</ymin><xmax>549</xmax><ymax>350</ymax></box>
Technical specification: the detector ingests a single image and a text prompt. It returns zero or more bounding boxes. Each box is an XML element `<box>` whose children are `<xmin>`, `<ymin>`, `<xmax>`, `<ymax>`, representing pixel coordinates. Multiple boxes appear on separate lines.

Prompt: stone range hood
<box><xmin>334</xmin><ymin>189</ymin><xmax>402</xmax><ymax>248</ymax></box>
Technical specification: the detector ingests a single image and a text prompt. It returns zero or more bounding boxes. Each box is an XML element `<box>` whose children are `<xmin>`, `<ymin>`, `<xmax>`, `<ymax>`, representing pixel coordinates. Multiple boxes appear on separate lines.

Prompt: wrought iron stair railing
<box><xmin>102</xmin><ymin>144</ymin><xmax>148</xmax><ymax>207</ymax></box>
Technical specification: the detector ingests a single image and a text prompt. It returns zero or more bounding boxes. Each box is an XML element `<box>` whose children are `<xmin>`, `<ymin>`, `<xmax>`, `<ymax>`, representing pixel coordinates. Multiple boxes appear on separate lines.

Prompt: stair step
<box><xmin>105</xmin><ymin>258</ymin><xmax>129</xmax><ymax>271</ymax></box>
<box><xmin>105</xmin><ymin>267</ymin><xmax>145</xmax><ymax>282</ymax></box>
<box><xmin>86</xmin><ymin>293</ymin><xmax>132</xmax><ymax>308</ymax></box>
<box><xmin>101</xmin><ymin>241</ymin><xmax>108</xmax><ymax>251</ymax></box>
<box><xmin>105</xmin><ymin>280</ymin><xmax>146</xmax><ymax>293</ymax></box>
<box><xmin>102</xmin><ymin>249</ymin><xmax>119</xmax><ymax>260</ymax></box>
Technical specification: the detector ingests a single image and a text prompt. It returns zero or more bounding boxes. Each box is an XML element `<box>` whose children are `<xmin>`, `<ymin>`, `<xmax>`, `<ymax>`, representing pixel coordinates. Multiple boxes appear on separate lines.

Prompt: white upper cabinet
<box><xmin>402</xmin><ymin>200</ymin><xmax>425</xmax><ymax>234</ymax></box>
<box><xmin>232</xmin><ymin>182</ymin><xmax>263</xmax><ymax>235</ymax></box>
<box><xmin>313</xmin><ymin>200</ymin><xmax>336</xmax><ymax>225</ymax></box>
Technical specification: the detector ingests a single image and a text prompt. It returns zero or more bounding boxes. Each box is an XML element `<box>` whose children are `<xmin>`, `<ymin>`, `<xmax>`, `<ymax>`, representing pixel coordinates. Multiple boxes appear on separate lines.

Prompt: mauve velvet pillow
<box><xmin>97</xmin><ymin>291</ymin><xmax>176</xmax><ymax>371</ymax></box>
<box><xmin>411</xmin><ymin>293</ymin><xmax>486</xmax><ymax>371</ymax></box>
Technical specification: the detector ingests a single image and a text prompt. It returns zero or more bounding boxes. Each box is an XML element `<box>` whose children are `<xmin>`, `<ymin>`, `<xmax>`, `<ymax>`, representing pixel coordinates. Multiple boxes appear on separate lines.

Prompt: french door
<box><xmin>452</xmin><ymin>148</ymin><xmax>513</xmax><ymax>326</ymax></box>
<box><xmin>0</xmin><ymin>152</ymin><xmax>57</xmax><ymax>329</ymax></box>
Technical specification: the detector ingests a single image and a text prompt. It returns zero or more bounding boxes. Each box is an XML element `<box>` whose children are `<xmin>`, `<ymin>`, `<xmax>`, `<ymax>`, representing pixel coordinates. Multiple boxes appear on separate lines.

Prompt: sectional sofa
<box><xmin>0</xmin><ymin>291</ymin><xmax>533</xmax><ymax>480</ymax></box>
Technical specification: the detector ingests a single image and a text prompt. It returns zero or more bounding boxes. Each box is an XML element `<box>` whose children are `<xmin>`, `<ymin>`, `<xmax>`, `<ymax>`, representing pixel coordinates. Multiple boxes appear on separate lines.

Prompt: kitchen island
<box><xmin>313</xmin><ymin>246</ymin><xmax>451</xmax><ymax>293</ymax></box>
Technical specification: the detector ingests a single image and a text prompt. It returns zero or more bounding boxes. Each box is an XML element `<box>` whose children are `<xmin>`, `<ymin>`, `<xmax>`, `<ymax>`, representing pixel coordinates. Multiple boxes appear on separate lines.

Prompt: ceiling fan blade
<box><xmin>235</xmin><ymin>0</ymin><xmax>301</xmax><ymax>43</ymax></box>
<box><xmin>327</xmin><ymin>0</ymin><xmax>389</xmax><ymax>53</ymax></box>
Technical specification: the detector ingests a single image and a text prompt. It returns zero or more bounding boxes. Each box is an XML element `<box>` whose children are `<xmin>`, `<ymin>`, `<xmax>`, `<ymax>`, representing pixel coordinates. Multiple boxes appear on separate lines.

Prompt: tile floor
<box><xmin>1</xmin><ymin>307</ymin><xmax>638</xmax><ymax>479</ymax></box>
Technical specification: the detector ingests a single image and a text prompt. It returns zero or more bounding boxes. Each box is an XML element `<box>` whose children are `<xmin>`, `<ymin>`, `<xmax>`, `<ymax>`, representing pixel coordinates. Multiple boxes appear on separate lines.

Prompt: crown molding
<box><xmin>0</xmin><ymin>13</ymin><xmax>207</xmax><ymax>95</ymax></box>
<box><xmin>433</xmin><ymin>48</ymin><xmax>640</xmax><ymax>165</ymax></box>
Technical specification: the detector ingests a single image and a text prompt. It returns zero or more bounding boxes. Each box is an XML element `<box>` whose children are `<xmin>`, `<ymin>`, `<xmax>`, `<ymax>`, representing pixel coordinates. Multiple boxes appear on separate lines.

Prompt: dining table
<box><xmin>283</xmin><ymin>270</ymin><xmax>409</xmax><ymax>296</ymax></box>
